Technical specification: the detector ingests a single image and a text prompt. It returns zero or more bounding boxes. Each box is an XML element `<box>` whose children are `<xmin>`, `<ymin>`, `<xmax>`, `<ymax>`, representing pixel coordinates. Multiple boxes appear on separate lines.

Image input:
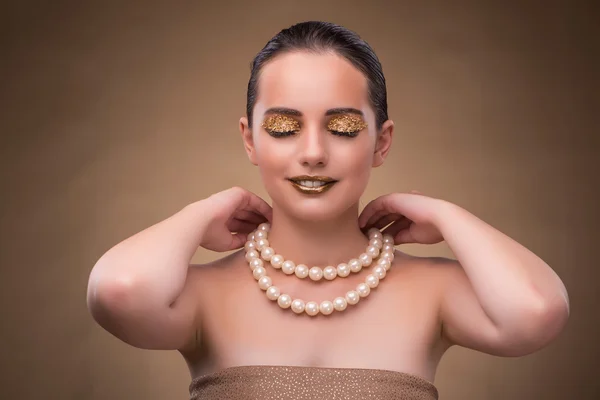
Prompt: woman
<box><xmin>87</xmin><ymin>21</ymin><xmax>569</xmax><ymax>399</ymax></box>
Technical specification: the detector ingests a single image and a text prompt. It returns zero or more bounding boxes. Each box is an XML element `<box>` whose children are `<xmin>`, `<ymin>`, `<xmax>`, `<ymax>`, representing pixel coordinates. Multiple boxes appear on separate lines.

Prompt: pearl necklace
<box><xmin>244</xmin><ymin>223</ymin><xmax>396</xmax><ymax>280</ymax></box>
<box><xmin>244</xmin><ymin>224</ymin><xmax>396</xmax><ymax>316</ymax></box>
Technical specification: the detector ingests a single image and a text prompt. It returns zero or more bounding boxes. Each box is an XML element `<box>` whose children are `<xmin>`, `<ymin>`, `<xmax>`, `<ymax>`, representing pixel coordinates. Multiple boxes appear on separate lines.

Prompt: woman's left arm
<box><xmin>433</xmin><ymin>201</ymin><xmax>569</xmax><ymax>356</ymax></box>
<box><xmin>359</xmin><ymin>193</ymin><xmax>570</xmax><ymax>356</ymax></box>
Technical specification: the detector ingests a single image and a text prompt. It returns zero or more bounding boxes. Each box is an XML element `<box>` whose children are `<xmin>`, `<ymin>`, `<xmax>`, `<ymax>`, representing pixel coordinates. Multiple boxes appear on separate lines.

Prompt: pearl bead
<box><xmin>369</xmin><ymin>238</ymin><xmax>383</xmax><ymax>249</ymax></box>
<box><xmin>309</xmin><ymin>267</ymin><xmax>323</xmax><ymax>281</ymax></box>
<box><xmin>291</xmin><ymin>299</ymin><xmax>305</xmax><ymax>314</ymax></box>
<box><xmin>277</xmin><ymin>294</ymin><xmax>292</xmax><ymax>308</ymax></box>
<box><xmin>368</xmin><ymin>227</ymin><xmax>382</xmax><ymax>239</ymax></box>
<box><xmin>295</xmin><ymin>264</ymin><xmax>309</xmax><ymax>278</ymax></box>
<box><xmin>258</xmin><ymin>276</ymin><xmax>272</xmax><ymax>290</ymax></box>
<box><xmin>333</xmin><ymin>297</ymin><xmax>347</xmax><ymax>311</ymax></box>
<box><xmin>373</xmin><ymin>265</ymin><xmax>386</xmax><ymax>279</ymax></box>
<box><xmin>244</xmin><ymin>241</ymin><xmax>256</xmax><ymax>252</ymax></box>
<box><xmin>346</xmin><ymin>290</ymin><xmax>360</xmax><ymax>305</ymax></box>
<box><xmin>365</xmin><ymin>274</ymin><xmax>379</xmax><ymax>288</ymax></box>
<box><xmin>337</xmin><ymin>263</ymin><xmax>350</xmax><ymax>277</ymax></box>
<box><xmin>369</xmin><ymin>230</ymin><xmax>383</xmax><ymax>241</ymax></box>
<box><xmin>319</xmin><ymin>301</ymin><xmax>334</xmax><ymax>315</ymax></box>
<box><xmin>305</xmin><ymin>301</ymin><xmax>319</xmax><ymax>316</ymax></box>
<box><xmin>270</xmin><ymin>254</ymin><xmax>284</xmax><ymax>268</ymax></box>
<box><xmin>377</xmin><ymin>258</ymin><xmax>392</xmax><ymax>271</ymax></box>
<box><xmin>349</xmin><ymin>258</ymin><xmax>362</xmax><ymax>273</ymax></box>
<box><xmin>359</xmin><ymin>253</ymin><xmax>372</xmax><ymax>267</ymax></box>
<box><xmin>381</xmin><ymin>251</ymin><xmax>394</xmax><ymax>262</ymax></box>
<box><xmin>254</xmin><ymin>230</ymin><xmax>267</xmax><ymax>240</ymax></box>
<box><xmin>245</xmin><ymin>250</ymin><xmax>259</xmax><ymax>262</ymax></box>
<box><xmin>383</xmin><ymin>234</ymin><xmax>395</xmax><ymax>245</ymax></box>
<box><xmin>249</xmin><ymin>258</ymin><xmax>264</xmax><ymax>271</ymax></box>
<box><xmin>281</xmin><ymin>260</ymin><xmax>295</xmax><ymax>275</ymax></box>
<box><xmin>258</xmin><ymin>222</ymin><xmax>270</xmax><ymax>232</ymax></box>
<box><xmin>382</xmin><ymin>243</ymin><xmax>394</xmax><ymax>253</ymax></box>
<box><xmin>247</xmin><ymin>232</ymin><xmax>255</xmax><ymax>241</ymax></box>
<box><xmin>323</xmin><ymin>266</ymin><xmax>337</xmax><ymax>280</ymax></box>
<box><xmin>255</xmin><ymin>238</ymin><xmax>269</xmax><ymax>251</ymax></box>
<box><xmin>266</xmin><ymin>286</ymin><xmax>280</xmax><ymax>300</ymax></box>
<box><xmin>253</xmin><ymin>266</ymin><xmax>266</xmax><ymax>280</ymax></box>
<box><xmin>260</xmin><ymin>247</ymin><xmax>274</xmax><ymax>261</ymax></box>
<box><xmin>366</xmin><ymin>245</ymin><xmax>380</xmax><ymax>258</ymax></box>
<box><xmin>356</xmin><ymin>283</ymin><xmax>371</xmax><ymax>297</ymax></box>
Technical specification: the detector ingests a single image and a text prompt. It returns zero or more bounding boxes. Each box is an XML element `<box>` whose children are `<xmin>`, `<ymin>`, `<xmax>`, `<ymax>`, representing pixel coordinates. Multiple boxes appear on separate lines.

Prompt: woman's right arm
<box><xmin>86</xmin><ymin>188</ymin><xmax>272</xmax><ymax>351</ymax></box>
<box><xmin>86</xmin><ymin>200</ymin><xmax>210</xmax><ymax>350</ymax></box>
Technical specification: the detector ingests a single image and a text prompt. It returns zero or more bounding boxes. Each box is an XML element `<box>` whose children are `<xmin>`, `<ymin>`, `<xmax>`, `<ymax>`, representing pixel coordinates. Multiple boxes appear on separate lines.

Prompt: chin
<box><xmin>271</xmin><ymin>183</ymin><xmax>362</xmax><ymax>223</ymax></box>
<box><xmin>284</xmin><ymin>202</ymin><xmax>344</xmax><ymax>222</ymax></box>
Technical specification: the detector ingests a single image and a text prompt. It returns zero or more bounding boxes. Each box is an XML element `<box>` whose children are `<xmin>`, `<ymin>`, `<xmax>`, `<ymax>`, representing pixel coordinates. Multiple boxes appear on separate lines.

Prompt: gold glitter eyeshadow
<box><xmin>261</xmin><ymin>115</ymin><xmax>300</xmax><ymax>133</ymax></box>
<box><xmin>327</xmin><ymin>115</ymin><xmax>367</xmax><ymax>133</ymax></box>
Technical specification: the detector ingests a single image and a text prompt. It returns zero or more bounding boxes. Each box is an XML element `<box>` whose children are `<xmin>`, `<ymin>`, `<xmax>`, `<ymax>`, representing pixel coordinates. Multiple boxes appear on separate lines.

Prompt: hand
<box><xmin>358</xmin><ymin>191</ymin><xmax>445</xmax><ymax>245</ymax></box>
<box><xmin>199</xmin><ymin>187</ymin><xmax>273</xmax><ymax>252</ymax></box>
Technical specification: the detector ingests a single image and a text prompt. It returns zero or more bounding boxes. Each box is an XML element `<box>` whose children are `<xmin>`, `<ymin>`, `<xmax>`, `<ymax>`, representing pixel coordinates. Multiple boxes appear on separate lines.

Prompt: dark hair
<box><xmin>246</xmin><ymin>21</ymin><xmax>388</xmax><ymax>130</ymax></box>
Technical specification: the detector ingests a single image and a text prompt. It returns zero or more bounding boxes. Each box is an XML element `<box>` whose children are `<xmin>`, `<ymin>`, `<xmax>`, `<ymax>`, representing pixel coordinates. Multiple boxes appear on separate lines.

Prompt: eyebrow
<box><xmin>263</xmin><ymin>107</ymin><xmax>364</xmax><ymax>117</ymax></box>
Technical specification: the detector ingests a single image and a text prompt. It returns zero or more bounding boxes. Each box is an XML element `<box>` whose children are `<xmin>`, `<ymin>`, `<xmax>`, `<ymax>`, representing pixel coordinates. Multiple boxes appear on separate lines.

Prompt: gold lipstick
<box><xmin>288</xmin><ymin>175</ymin><xmax>338</xmax><ymax>194</ymax></box>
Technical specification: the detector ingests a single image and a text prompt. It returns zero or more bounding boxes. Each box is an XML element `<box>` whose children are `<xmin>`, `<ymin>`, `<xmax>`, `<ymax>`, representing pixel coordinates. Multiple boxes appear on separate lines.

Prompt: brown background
<box><xmin>1</xmin><ymin>1</ymin><xmax>598</xmax><ymax>399</ymax></box>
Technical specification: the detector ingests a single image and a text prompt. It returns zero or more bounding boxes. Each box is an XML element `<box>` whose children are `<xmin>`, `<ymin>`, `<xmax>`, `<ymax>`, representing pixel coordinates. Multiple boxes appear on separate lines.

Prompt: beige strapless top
<box><xmin>189</xmin><ymin>365</ymin><xmax>438</xmax><ymax>399</ymax></box>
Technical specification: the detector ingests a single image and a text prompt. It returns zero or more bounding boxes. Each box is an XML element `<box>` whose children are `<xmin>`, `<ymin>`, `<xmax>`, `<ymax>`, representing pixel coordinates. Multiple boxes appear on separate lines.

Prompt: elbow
<box><xmin>86</xmin><ymin>270</ymin><xmax>160</xmax><ymax>348</ymax></box>
<box><xmin>499</xmin><ymin>293</ymin><xmax>570</xmax><ymax>357</ymax></box>
<box><xmin>86</xmin><ymin>258</ymin><xmax>149</xmax><ymax>325</ymax></box>
<box><xmin>533</xmin><ymin>291</ymin><xmax>570</xmax><ymax>346</ymax></box>
<box><xmin>86</xmin><ymin>270</ymin><xmax>135</xmax><ymax>324</ymax></box>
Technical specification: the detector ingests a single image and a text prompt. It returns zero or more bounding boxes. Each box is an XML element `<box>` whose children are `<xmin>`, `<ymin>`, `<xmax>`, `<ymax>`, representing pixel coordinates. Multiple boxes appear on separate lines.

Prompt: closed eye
<box><xmin>329</xmin><ymin>130</ymin><xmax>360</xmax><ymax>138</ymax></box>
<box><xmin>267</xmin><ymin>130</ymin><xmax>298</xmax><ymax>138</ymax></box>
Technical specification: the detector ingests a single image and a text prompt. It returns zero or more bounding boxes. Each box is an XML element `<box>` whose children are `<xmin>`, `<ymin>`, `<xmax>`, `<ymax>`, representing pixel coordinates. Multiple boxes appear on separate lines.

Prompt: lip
<box><xmin>287</xmin><ymin>175</ymin><xmax>338</xmax><ymax>195</ymax></box>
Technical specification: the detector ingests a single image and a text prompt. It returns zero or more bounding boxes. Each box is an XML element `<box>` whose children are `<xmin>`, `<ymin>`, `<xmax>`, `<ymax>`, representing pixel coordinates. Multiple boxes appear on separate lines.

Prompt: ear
<box><xmin>239</xmin><ymin>116</ymin><xmax>258</xmax><ymax>165</ymax></box>
<box><xmin>372</xmin><ymin>119</ymin><xmax>394</xmax><ymax>167</ymax></box>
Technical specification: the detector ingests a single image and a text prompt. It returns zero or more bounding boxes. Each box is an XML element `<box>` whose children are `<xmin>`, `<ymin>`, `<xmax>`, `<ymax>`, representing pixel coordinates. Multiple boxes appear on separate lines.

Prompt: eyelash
<box><xmin>267</xmin><ymin>130</ymin><xmax>359</xmax><ymax>138</ymax></box>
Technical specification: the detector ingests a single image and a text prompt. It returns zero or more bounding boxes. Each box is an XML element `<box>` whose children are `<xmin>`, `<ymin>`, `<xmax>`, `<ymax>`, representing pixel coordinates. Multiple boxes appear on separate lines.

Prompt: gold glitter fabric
<box><xmin>189</xmin><ymin>365</ymin><xmax>438</xmax><ymax>400</ymax></box>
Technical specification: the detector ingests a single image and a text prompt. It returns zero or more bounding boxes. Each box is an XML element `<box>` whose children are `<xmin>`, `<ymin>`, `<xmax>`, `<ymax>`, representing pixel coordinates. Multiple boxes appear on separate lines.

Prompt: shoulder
<box><xmin>190</xmin><ymin>249</ymin><xmax>247</xmax><ymax>278</ymax></box>
<box><xmin>391</xmin><ymin>250</ymin><xmax>462</xmax><ymax>282</ymax></box>
<box><xmin>388</xmin><ymin>251</ymin><xmax>466</xmax><ymax>308</ymax></box>
<box><xmin>177</xmin><ymin>250</ymin><xmax>247</xmax><ymax>354</ymax></box>
<box><xmin>187</xmin><ymin>249</ymin><xmax>250</xmax><ymax>302</ymax></box>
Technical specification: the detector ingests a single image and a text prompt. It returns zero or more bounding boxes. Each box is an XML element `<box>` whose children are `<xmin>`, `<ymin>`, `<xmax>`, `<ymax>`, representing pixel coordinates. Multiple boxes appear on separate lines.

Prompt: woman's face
<box><xmin>240</xmin><ymin>51</ymin><xmax>393</xmax><ymax>222</ymax></box>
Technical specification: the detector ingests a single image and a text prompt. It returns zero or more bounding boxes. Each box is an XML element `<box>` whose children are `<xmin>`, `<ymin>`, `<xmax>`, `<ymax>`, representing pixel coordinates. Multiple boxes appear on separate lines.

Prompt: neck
<box><xmin>266</xmin><ymin>203</ymin><xmax>369</xmax><ymax>267</ymax></box>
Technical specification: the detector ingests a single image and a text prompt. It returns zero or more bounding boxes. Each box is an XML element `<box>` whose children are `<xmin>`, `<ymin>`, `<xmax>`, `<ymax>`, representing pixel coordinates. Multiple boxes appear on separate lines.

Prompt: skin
<box><xmin>87</xmin><ymin>50</ymin><xmax>569</xmax><ymax>385</ymax></box>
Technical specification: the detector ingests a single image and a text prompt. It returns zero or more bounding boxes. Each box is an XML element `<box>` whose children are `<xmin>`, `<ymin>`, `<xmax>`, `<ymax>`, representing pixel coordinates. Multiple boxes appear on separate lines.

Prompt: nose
<box><xmin>297</xmin><ymin>127</ymin><xmax>329</xmax><ymax>168</ymax></box>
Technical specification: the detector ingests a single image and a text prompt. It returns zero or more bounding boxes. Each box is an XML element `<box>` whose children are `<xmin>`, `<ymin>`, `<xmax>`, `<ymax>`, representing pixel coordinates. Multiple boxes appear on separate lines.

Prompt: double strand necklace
<box><xmin>244</xmin><ymin>223</ymin><xmax>396</xmax><ymax>316</ymax></box>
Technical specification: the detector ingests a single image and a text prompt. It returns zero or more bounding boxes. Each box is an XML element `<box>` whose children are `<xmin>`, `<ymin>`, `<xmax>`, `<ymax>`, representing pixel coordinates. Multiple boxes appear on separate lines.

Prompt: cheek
<box><xmin>350</xmin><ymin>154</ymin><xmax>374</xmax><ymax>184</ymax></box>
<box><xmin>343</xmin><ymin>140</ymin><xmax>376</xmax><ymax>174</ymax></box>
<box><xmin>254</xmin><ymin>140</ymin><xmax>289</xmax><ymax>176</ymax></box>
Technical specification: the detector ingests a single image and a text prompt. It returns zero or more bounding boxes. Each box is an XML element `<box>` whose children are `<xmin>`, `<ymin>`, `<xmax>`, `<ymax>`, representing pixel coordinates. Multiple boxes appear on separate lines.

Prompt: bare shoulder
<box><xmin>177</xmin><ymin>250</ymin><xmax>246</xmax><ymax>356</ymax></box>
<box><xmin>391</xmin><ymin>250</ymin><xmax>461</xmax><ymax>282</ymax></box>
<box><xmin>388</xmin><ymin>250</ymin><xmax>465</xmax><ymax>315</ymax></box>
<box><xmin>189</xmin><ymin>249</ymin><xmax>247</xmax><ymax>283</ymax></box>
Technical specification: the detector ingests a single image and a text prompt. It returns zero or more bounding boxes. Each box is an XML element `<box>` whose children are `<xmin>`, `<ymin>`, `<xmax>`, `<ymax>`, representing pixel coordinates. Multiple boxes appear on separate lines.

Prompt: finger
<box><xmin>227</xmin><ymin>218</ymin><xmax>259</xmax><ymax>235</ymax></box>
<box><xmin>360</xmin><ymin>209</ymin><xmax>388</xmax><ymax>230</ymax></box>
<box><xmin>358</xmin><ymin>195</ymin><xmax>395</xmax><ymax>228</ymax></box>
<box><xmin>241</xmin><ymin>191</ymin><xmax>273</xmax><ymax>222</ymax></box>
<box><xmin>359</xmin><ymin>202</ymin><xmax>383</xmax><ymax>228</ymax></box>
<box><xmin>232</xmin><ymin>209</ymin><xmax>269</xmax><ymax>225</ymax></box>
<box><xmin>370</xmin><ymin>213</ymin><xmax>404</xmax><ymax>231</ymax></box>
<box><xmin>228</xmin><ymin>232</ymin><xmax>247</xmax><ymax>250</ymax></box>
<box><xmin>394</xmin><ymin>228</ymin><xmax>416</xmax><ymax>244</ymax></box>
<box><xmin>381</xmin><ymin>217</ymin><xmax>412</xmax><ymax>238</ymax></box>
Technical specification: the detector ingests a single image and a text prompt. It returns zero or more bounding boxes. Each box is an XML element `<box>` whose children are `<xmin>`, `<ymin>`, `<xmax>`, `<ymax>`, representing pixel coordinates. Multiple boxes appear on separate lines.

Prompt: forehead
<box><xmin>255</xmin><ymin>51</ymin><xmax>369</xmax><ymax>115</ymax></box>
